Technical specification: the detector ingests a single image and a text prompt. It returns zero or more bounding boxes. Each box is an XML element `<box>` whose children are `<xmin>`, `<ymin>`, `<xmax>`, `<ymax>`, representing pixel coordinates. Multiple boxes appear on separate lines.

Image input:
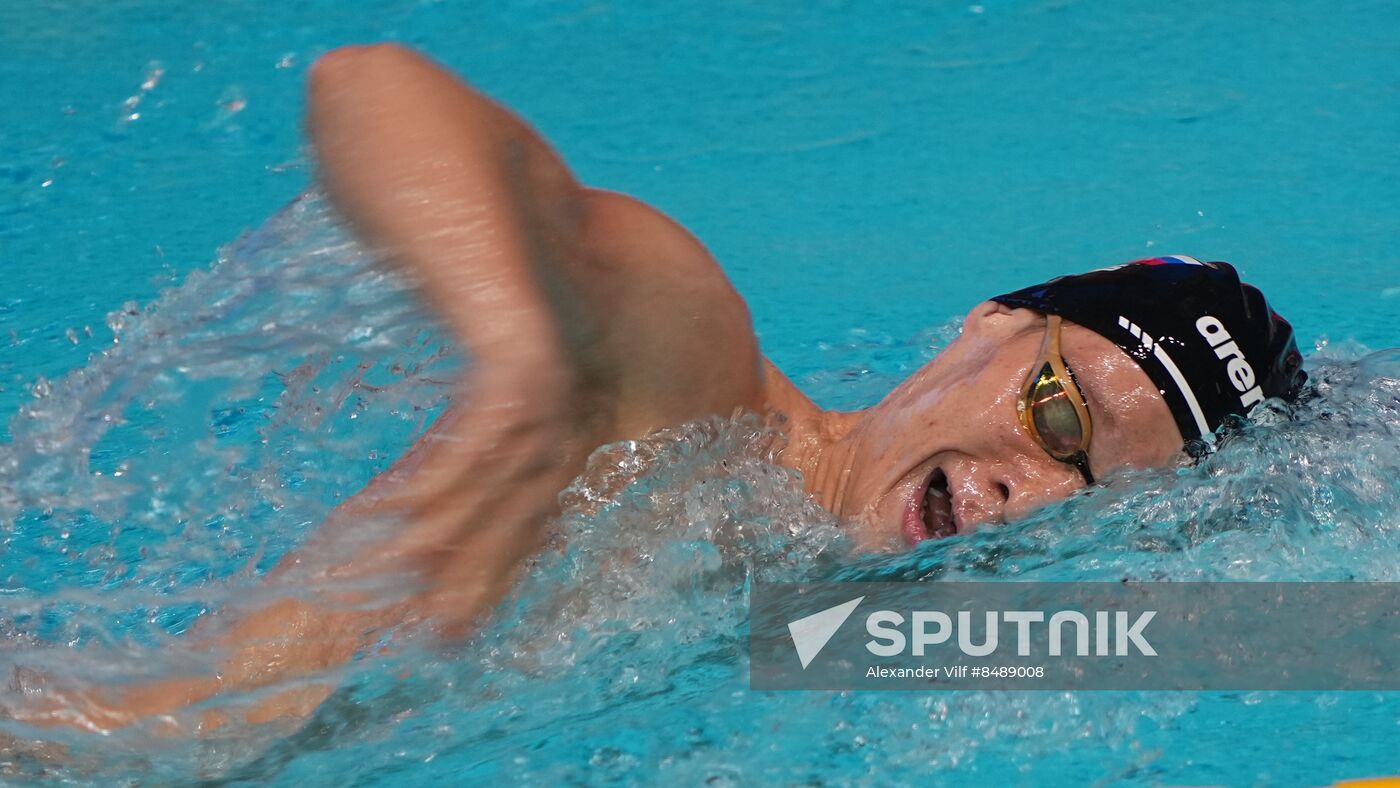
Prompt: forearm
<box><xmin>21</xmin><ymin>493</ymin><xmax>552</xmax><ymax>733</ymax></box>
<box><xmin>16</xmin><ymin>373</ymin><xmax>601</xmax><ymax>733</ymax></box>
<box><xmin>41</xmin><ymin>599</ymin><xmax>388</xmax><ymax>732</ymax></box>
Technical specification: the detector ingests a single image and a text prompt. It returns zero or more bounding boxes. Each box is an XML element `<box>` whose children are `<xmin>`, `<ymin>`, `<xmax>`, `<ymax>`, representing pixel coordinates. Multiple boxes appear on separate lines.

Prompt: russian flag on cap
<box><xmin>1133</xmin><ymin>255</ymin><xmax>1205</xmax><ymax>266</ymax></box>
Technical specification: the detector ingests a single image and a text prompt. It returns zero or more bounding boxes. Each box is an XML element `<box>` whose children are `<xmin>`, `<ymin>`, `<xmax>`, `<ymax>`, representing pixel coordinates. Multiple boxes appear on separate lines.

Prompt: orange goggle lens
<box><xmin>1024</xmin><ymin>362</ymin><xmax>1087</xmax><ymax>459</ymax></box>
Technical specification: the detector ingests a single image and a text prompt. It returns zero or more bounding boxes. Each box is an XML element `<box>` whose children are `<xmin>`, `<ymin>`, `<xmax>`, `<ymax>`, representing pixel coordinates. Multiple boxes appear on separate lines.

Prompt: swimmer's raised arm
<box><xmin>298</xmin><ymin>43</ymin><xmax>611</xmax><ymax>626</ymax></box>
<box><xmin>12</xmin><ymin>43</ymin><xmax>790</xmax><ymax>733</ymax></box>
<box><xmin>301</xmin><ymin>43</ymin><xmax>772</xmax><ymax>618</ymax></box>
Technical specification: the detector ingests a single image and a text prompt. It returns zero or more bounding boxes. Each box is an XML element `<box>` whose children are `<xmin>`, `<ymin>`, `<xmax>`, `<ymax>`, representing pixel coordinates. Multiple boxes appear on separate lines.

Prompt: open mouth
<box><xmin>903</xmin><ymin>468</ymin><xmax>956</xmax><ymax>546</ymax></box>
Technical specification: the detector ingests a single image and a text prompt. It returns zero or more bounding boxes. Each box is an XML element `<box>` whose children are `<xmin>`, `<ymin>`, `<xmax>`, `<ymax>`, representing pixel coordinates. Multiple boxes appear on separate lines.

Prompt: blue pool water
<box><xmin>1</xmin><ymin>0</ymin><xmax>1398</xmax><ymax>784</ymax></box>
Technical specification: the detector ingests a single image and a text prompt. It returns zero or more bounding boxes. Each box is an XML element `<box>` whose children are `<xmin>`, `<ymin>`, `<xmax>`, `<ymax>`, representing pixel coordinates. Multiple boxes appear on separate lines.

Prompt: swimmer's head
<box><xmin>815</xmin><ymin>255</ymin><xmax>1306</xmax><ymax>549</ymax></box>
<box><xmin>989</xmin><ymin>255</ymin><xmax>1307</xmax><ymax>451</ymax></box>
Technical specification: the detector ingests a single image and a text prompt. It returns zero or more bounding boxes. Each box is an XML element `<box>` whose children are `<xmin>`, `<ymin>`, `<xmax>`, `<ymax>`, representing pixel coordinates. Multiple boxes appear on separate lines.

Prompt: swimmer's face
<box><xmin>823</xmin><ymin>301</ymin><xmax>1183</xmax><ymax>549</ymax></box>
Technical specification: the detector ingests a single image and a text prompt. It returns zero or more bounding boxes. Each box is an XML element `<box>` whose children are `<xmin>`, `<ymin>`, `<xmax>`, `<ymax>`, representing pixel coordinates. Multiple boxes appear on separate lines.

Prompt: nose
<box><xmin>994</xmin><ymin>459</ymin><xmax>1084</xmax><ymax>523</ymax></box>
<box><xmin>945</xmin><ymin>462</ymin><xmax>1010</xmax><ymax>532</ymax></box>
<box><xmin>951</xmin><ymin>458</ymin><xmax>1083</xmax><ymax>531</ymax></box>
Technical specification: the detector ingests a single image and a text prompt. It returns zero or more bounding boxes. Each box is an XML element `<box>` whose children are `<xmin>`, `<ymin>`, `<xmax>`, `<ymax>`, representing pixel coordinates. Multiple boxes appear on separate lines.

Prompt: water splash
<box><xmin>0</xmin><ymin>192</ymin><xmax>459</xmax><ymax>734</ymax></box>
<box><xmin>1</xmin><ymin>194</ymin><xmax>1398</xmax><ymax>784</ymax></box>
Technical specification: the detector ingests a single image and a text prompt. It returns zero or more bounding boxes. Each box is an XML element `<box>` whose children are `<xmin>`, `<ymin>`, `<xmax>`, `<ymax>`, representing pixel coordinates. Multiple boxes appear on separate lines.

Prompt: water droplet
<box><xmin>141</xmin><ymin>65</ymin><xmax>165</xmax><ymax>92</ymax></box>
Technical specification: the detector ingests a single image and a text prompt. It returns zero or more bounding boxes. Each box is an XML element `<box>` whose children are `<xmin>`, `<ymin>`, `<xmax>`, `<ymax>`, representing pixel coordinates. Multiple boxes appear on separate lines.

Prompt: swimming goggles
<box><xmin>1017</xmin><ymin>314</ymin><xmax>1096</xmax><ymax>485</ymax></box>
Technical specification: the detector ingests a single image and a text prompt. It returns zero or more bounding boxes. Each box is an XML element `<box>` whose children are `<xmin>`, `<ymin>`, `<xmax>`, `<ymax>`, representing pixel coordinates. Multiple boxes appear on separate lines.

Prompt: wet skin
<box><xmin>793</xmin><ymin>301</ymin><xmax>1183</xmax><ymax>550</ymax></box>
<box><xmin>12</xmin><ymin>43</ymin><xmax>1184</xmax><ymax>733</ymax></box>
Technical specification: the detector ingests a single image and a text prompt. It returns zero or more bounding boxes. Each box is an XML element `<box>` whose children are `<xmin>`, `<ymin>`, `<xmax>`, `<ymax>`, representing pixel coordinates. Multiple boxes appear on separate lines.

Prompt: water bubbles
<box><xmin>0</xmin><ymin>193</ymin><xmax>448</xmax><ymax>749</ymax></box>
<box><xmin>105</xmin><ymin>301</ymin><xmax>139</xmax><ymax>335</ymax></box>
<box><xmin>140</xmin><ymin>66</ymin><xmax>165</xmax><ymax>93</ymax></box>
<box><xmin>118</xmin><ymin>62</ymin><xmax>164</xmax><ymax>125</ymax></box>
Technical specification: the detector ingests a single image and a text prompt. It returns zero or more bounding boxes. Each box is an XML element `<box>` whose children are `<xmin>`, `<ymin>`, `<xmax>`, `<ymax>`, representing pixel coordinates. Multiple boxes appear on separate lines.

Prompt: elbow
<box><xmin>306</xmin><ymin>43</ymin><xmax>429</xmax><ymax>138</ymax></box>
<box><xmin>308</xmin><ymin>43</ymin><xmax>422</xmax><ymax>96</ymax></box>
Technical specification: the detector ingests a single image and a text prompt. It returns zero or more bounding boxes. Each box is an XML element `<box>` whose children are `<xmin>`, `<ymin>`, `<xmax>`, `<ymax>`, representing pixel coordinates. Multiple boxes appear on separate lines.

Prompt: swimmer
<box><xmin>13</xmin><ymin>44</ymin><xmax>1305</xmax><ymax>732</ymax></box>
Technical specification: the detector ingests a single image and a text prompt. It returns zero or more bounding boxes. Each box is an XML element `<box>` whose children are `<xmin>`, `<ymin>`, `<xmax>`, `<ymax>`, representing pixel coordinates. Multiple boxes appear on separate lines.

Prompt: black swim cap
<box><xmin>991</xmin><ymin>255</ymin><xmax>1306</xmax><ymax>446</ymax></box>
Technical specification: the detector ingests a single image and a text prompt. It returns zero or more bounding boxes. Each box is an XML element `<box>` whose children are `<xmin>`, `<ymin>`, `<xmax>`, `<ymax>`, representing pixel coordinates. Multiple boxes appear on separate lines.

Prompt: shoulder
<box><xmin>573</xmin><ymin>189</ymin><xmax>768</xmax><ymax>436</ymax></box>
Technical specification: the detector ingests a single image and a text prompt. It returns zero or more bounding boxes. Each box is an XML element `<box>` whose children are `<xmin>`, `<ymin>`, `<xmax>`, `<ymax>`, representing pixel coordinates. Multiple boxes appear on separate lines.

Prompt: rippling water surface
<box><xmin>0</xmin><ymin>197</ymin><xmax>1397</xmax><ymax>784</ymax></box>
<box><xmin>3</xmin><ymin>0</ymin><xmax>1399</xmax><ymax>783</ymax></box>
